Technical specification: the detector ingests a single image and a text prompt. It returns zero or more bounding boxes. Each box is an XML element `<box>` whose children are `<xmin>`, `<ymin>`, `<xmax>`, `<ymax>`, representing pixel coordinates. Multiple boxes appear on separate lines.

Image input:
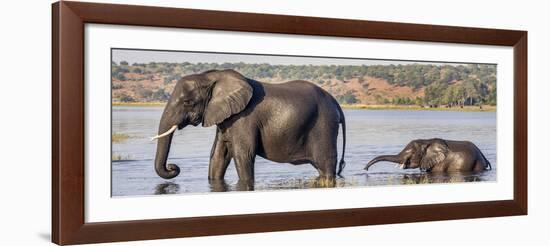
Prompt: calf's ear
<box><xmin>420</xmin><ymin>139</ymin><xmax>449</xmax><ymax>171</ymax></box>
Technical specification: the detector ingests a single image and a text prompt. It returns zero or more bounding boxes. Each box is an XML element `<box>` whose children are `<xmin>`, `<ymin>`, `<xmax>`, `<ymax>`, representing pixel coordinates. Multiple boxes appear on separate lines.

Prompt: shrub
<box><xmin>137</xmin><ymin>88</ymin><xmax>153</xmax><ymax>99</ymax></box>
<box><xmin>119</xmin><ymin>94</ymin><xmax>134</xmax><ymax>102</ymax></box>
<box><xmin>114</xmin><ymin>72</ymin><xmax>126</xmax><ymax>81</ymax></box>
<box><xmin>152</xmin><ymin>89</ymin><xmax>169</xmax><ymax>101</ymax></box>
<box><xmin>163</xmin><ymin>74</ymin><xmax>181</xmax><ymax>85</ymax></box>
<box><xmin>131</xmin><ymin>67</ymin><xmax>143</xmax><ymax>74</ymax></box>
<box><xmin>336</xmin><ymin>91</ymin><xmax>358</xmax><ymax>104</ymax></box>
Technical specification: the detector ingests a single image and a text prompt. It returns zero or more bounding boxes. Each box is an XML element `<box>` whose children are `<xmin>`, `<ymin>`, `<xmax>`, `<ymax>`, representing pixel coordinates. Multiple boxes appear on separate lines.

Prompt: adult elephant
<box><xmin>365</xmin><ymin>138</ymin><xmax>491</xmax><ymax>172</ymax></box>
<box><xmin>151</xmin><ymin>69</ymin><xmax>346</xmax><ymax>182</ymax></box>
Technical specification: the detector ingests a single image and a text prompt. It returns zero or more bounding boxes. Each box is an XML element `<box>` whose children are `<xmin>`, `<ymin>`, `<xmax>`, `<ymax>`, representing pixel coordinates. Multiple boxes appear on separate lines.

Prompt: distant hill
<box><xmin>111</xmin><ymin>62</ymin><xmax>496</xmax><ymax>107</ymax></box>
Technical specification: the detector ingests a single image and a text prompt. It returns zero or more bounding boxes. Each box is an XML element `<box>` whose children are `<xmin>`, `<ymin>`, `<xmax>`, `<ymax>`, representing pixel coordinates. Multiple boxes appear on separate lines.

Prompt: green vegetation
<box><xmin>112</xmin><ymin>102</ymin><xmax>495</xmax><ymax>112</ymax></box>
<box><xmin>112</xmin><ymin>132</ymin><xmax>130</xmax><ymax>143</ymax></box>
<box><xmin>340</xmin><ymin>104</ymin><xmax>495</xmax><ymax>112</ymax></box>
<box><xmin>118</xmin><ymin>94</ymin><xmax>135</xmax><ymax>103</ymax></box>
<box><xmin>335</xmin><ymin>90</ymin><xmax>358</xmax><ymax>104</ymax></box>
<box><xmin>111</xmin><ymin>61</ymin><xmax>496</xmax><ymax>108</ymax></box>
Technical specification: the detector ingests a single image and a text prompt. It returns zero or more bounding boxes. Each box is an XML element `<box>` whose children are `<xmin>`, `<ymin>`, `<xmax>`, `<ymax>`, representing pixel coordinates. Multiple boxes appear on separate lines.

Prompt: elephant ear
<box><xmin>420</xmin><ymin>139</ymin><xmax>449</xmax><ymax>171</ymax></box>
<box><xmin>202</xmin><ymin>70</ymin><xmax>253</xmax><ymax>127</ymax></box>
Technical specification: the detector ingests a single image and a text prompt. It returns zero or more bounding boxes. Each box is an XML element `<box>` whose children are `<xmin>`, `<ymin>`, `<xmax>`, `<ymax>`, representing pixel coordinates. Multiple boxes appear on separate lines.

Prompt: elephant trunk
<box><xmin>364</xmin><ymin>155</ymin><xmax>402</xmax><ymax>171</ymax></box>
<box><xmin>153</xmin><ymin>120</ymin><xmax>181</xmax><ymax>179</ymax></box>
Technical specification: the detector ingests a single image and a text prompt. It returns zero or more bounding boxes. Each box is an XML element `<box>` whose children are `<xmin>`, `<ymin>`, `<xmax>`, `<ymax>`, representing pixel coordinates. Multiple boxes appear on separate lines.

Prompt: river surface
<box><xmin>111</xmin><ymin>106</ymin><xmax>496</xmax><ymax>196</ymax></box>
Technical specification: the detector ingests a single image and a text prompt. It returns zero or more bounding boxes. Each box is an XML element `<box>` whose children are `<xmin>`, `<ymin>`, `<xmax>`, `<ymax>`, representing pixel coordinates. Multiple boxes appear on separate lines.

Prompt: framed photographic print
<box><xmin>52</xmin><ymin>1</ymin><xmax>527</xmax><ymax>245</ymax></box>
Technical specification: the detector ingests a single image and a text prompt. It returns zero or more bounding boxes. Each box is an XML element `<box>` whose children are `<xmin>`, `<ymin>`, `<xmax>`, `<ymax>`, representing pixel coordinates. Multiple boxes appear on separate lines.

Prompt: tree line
<box><xmin>112</xmin><ymin>61</ymin><xmax>496</xmax><ymax>106</ymax></box>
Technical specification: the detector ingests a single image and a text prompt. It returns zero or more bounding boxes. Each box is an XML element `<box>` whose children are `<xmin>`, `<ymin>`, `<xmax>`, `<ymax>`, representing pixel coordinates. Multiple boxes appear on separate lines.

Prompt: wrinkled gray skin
<box><xmin>365</xmin><ymin>138</ymin><xmax>491</xmax><ymax>172</ymax></box>
<box><xmin>154</xmin><ymin>69</ymin><xmax>346</xmax><ymax>184</ymax></box>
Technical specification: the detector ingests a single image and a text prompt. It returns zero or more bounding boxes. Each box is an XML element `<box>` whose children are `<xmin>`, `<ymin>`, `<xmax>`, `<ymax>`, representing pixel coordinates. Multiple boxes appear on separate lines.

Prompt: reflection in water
<box><xmin>208</xmin><ymin>176</ymin><xmax>338</xmax><ymax>191</ymax></box>
<box><xmin>209</xmin><ymin>179</ymin><xmax>229</xmax><ymax>192</ymax></box>
<box><xmin>154</xmin><ymin>182</ymin><xmax>180</xmax><ymax>195</ymax></box>
<box><xmin>209</xmin><ymin>179</ymin><xmax>255</xmax><ymax>192</ymax></box>
<box><xmin>157</xmin><ymin>172</ymin><xmax>488</xmax><ymax>194</ymax></box>
<box><xmin>363</xmin><ymin>171</ymin><xmax>488</xmax><ymax>186</ymax></box>
<box><xmin>256</xmin><ymin>176</ymin><xmax>339</xmax><ymax>190</ymax></box>
<box><xmin>401</xmin><ymin>172</ymin><xmax>486</xmax><ymax>184</ymax></box>
<box><xmin>236</xmin><ymin>180</ymin><xmax>255</xmax><ymax>191</ymax></box>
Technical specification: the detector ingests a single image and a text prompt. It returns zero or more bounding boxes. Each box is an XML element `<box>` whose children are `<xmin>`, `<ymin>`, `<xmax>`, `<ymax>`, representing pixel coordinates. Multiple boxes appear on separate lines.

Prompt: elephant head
<box><xmin>151</xmin><ymin>69</ymin><xmax>253</xmax><ymax>179</ymax></box>
<box><xmin>365</xmin><ymin>138</ymin><xmax>449</xmax><ymax>172</ymax></box>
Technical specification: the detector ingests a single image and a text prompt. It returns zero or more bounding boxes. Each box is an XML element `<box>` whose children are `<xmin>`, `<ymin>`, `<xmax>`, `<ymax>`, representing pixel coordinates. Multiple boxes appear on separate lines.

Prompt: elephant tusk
<box><xmin>151</xmin><ymin>125</ymin><xmax>178</xmax><ymax>141</ymax></box>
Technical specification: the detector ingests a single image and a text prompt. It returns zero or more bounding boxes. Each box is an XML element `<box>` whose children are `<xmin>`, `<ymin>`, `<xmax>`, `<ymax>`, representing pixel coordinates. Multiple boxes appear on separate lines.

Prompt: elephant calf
<box><xmin>365</xmin><ymin>138</ymin><xmax>491</xmax><ymax>172</ymax></box>
<box><xmin>151</xmin><ymin>69</ymin><xmax>346</xmax><ymax>182</ymax></box>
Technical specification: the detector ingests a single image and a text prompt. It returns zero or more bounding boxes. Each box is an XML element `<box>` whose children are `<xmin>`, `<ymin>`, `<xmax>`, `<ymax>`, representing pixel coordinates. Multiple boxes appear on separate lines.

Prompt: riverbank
<box><xmin>112</xmin><ymin>102</ymin><xmax>496</xmax><ymax>112</ymax></box>
<box><xmin>340</xmin><ymin>104</ymin><xmax>496</xmax><ymax>112</ymax></box>
<box><xmin>113</xmin><ymin>101</ymin><xmax>166</xmax><ymax>107</ymax></box>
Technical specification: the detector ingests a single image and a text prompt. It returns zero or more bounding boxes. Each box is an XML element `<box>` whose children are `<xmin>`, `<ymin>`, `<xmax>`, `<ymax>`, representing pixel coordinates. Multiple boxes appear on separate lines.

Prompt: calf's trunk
<box><xmin>365</xmin><ymin>155</ymin><xmax>402</xmax><ymax>171</ymax></box>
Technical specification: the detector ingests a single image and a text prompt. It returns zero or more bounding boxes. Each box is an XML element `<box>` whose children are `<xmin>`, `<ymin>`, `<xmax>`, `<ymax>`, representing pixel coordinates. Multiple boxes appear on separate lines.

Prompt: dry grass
<box><xmin>341</xmin><ymin>104</ymin><xmax>496</xmax><ymax>112</ymax></box>
<box><xmin>112</xmin><ymin>101</ymin><xmax>166</xmax><ymax>107</ymax></box>
<box><xmin>262</xmin><ymin>176</ymin><xmax>360</xmax><ymax>189</ymax></box>
<box><xmin>112</xmin><ymin>132</ymin><xmax>130</xmax><ymax>143</ymax></box>
<box><xmin>112</xmin><ymin>153</ymin><xmax>132</xmax><ymax>161</ymax></box>
<box><xmin>392</xmin><ymin>175</ymin><xmax>479</xmax><ymax>185</ymax></box>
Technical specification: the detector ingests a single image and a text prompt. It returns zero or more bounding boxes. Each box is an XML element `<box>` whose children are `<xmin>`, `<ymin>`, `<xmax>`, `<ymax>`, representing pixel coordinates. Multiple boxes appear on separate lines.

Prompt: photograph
<box><xmin>111</xmin><ymin>48</ymin><xmax>497</xmax><ymax>197</ymax></box>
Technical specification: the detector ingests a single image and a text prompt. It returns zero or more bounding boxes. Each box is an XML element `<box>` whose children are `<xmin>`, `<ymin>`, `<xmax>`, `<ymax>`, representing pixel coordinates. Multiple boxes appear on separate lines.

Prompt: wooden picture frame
<box><xmin>52</xmin><ymin>1</ymin><xmax>527</xmax><ymax>245</ymax></box>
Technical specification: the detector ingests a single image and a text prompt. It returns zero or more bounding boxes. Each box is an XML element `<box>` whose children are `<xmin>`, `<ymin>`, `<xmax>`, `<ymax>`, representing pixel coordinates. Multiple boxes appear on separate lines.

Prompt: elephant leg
<box><xmin>314</xmin><ymin>157</ymin><xmax>337</xmax><ymax>179</ymax></box>
<box><xmin>233</xmin><ymin>152</ymin><xmax>255</xmax><ymax>181</ymax></box>
<box><xmin>209</xmin><ymin>179</ymin><xmax>229</xmax><ymax>192</ymax></box>
<box><xmin>309</xmin><ymin>134</ymin><xmax>338</xmax><ymax>179</ymax></box>
<box><xmin>229</xmin><ymin>128</ymin><xmax>257</xmax><ymax>181</ymax></box>
<box><xmin>208</xmin><ymin>130</ymin><xmax>232</xmax><ymax>180</ymax></box>
<box><xmin>311</xmin><ymin>134</ymin><xmax>338</xmax><ymax>178</ymax></box>
<box><xmin>306</xmin><ymin>114</ymin><xmax>339</xmax><ymax>179</ymax></box>
<box><xmin>235</xmin><ymin>179</ymin><xmax>254</xmax><ymax>191</ymax></box>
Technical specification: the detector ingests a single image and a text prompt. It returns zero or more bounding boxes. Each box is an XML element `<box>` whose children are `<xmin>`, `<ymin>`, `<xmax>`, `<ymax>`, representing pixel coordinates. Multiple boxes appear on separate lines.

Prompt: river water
<box><xmin>112</xmin><ymin>106</ymin><xmax>496</xmax><ymax>196</ymax></box>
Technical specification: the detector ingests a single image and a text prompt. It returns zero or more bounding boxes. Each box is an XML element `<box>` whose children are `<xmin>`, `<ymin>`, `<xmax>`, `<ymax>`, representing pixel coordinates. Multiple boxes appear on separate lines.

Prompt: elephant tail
<box><xmin>337</xmin><ymin>104</ymin><xmax>346</xmax><ymax>176</ymax></box>
<box><xmin>481</xmin><ymin>152</ymin><xmax>492</xmax><ymax>170</ymax></box>
<box><xmin>478</xmin><ymin>147</ymin><xmax>492</xmax><ymax>170</ymax></box>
